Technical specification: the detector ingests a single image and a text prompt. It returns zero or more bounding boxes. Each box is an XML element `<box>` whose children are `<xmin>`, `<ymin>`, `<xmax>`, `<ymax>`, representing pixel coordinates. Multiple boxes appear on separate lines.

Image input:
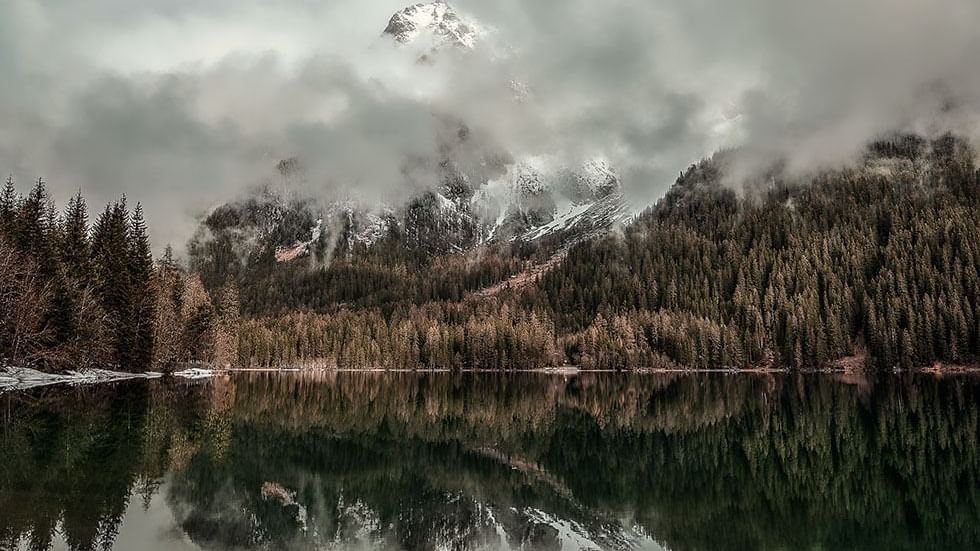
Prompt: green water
<box><xmin>1</xmin><ymin>372</ymin><xmax>979</xmax><ymax>550</ymax></box>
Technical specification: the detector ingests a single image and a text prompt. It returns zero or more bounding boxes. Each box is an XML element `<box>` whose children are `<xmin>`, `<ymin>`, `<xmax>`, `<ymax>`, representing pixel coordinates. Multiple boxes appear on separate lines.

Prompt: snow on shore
<box><xmin>0</xmin><ymin>366</ymin><xmax>218</xmax><ymax>392</ymax></box>
<box><xmin>172</xmin><ymin>367</ymin><xmax>217</xmax><ymax>380</ymax></box>
<box><xmin>0</xmin><ymin>367</ymin><xmax>152</xmax><ymax>392</ymax></box>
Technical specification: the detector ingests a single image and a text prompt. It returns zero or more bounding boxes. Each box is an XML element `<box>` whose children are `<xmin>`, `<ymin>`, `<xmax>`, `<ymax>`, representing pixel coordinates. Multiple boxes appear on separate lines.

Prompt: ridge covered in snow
<box><xmin>383</xmin><ymin>1</ymin><xmax>484</xmax><ymax>49</ymax></box>
<box><xmin>478</xmin><ymin>156</ymin><xmax>629</xmax><ymax>243</ymax></box>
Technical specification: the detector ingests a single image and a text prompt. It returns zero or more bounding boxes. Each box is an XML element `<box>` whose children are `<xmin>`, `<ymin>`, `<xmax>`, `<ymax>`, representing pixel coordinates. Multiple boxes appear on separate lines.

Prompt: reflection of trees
<box><xmin>228</xmin><ymin>372</ymin><xmax>770</xmax><ymax>453</ymax></box>
<box><xmin>2</xmin><ymin>374</ymin><xmax>979</xmax><ymax>550</ymax></box>
<box><xmin>0</xmin><ymin>384</ymin><xmax>153</xmax><ymax>550</ymax></box>
<box><xmin>201</xmin><ymin>373</ymin><xmax>980</xmax><ymax>550</ymax></box>
<box><xmin>0</xmin><ymin>380</ymin><xmax>215</xmax><ymax>551</ymax></box>
<box><xmin>550</xmin><ymin>375</ymin><xmax>980</xmax><ymax>551</ymax></box>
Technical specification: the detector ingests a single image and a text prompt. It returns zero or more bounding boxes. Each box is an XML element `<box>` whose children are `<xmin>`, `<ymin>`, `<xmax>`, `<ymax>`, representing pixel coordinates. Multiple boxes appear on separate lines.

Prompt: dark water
<box><xmin>1</xmin><ymin>372</ymin><xmax>979</xmax><ymax>551</ymax></box>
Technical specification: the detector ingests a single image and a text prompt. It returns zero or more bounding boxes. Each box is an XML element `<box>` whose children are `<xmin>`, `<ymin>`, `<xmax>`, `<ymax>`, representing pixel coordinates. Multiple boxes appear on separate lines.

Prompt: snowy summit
<box><xmin>384</xmin><ymin>1</ymin><xmax>484</xmax><ymax>49</ymax></box>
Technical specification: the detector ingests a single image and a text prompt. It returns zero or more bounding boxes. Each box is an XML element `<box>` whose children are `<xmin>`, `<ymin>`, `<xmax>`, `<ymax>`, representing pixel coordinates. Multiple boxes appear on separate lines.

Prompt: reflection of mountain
<box><xmin>169</xmin><ymin>425</ymin><xmax>660</xmax><ymax>550</ymax></box>
<box><xmin>3</xmin><ymin>374</ymin><xmax>980</xmax><ymax>550</ymax></box>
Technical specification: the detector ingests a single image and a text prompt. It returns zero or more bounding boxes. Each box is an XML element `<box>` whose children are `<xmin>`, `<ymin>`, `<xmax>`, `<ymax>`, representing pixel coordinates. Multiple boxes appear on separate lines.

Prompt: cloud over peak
<box><xmin>3</xmin><ymin>0</ymin><xmax>980</xmax><ymax>249</ymax></box>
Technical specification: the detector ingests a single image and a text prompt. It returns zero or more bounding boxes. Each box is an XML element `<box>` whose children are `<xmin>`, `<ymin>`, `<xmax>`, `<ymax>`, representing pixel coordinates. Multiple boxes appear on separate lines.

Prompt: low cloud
<box><xmin>2</xmin><ymin>0</ymin><xmax>980</xmax><ymax>249</ymax></box>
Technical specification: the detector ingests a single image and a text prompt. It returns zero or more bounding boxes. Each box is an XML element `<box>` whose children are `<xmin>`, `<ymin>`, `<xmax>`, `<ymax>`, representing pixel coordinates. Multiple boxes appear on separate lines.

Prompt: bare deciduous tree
<box><xmin>0</xmin><ymin>239</ymin><xmax>52</xmax><ymax>366</ymax></box>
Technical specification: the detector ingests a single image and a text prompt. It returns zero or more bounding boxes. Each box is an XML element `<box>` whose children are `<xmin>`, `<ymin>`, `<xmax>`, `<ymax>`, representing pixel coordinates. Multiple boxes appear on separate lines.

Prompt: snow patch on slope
<box><xmin>521</xmin><ymin>192</ymin><xmax>631</xmax><ymax>242</ymax></box>
<box><xmin>522</xmin><ymin>202</ymin><xmax>593</xmax><ymax>240</ymax></box>
<box><xmin>477</xmin><ymin>156</ymin><xmax>629</xmax><ymax>243</ymax></box>
<box><xmin>520</xmin><ymin>507</ymin><xmax>664</xmax><ymax>551</ymax></box>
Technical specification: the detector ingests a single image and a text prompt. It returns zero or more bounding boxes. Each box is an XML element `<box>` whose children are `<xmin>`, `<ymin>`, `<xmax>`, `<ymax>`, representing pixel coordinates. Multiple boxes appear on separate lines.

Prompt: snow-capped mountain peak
<box><xmin>384</xmin><ymin>1</ymin><xmax>484</xmax><ymax>49</ymax></box>
<box><xmin>577</xmin><ymin>159</ymin><xmax>620</xmax><ymax>198</ymax></box>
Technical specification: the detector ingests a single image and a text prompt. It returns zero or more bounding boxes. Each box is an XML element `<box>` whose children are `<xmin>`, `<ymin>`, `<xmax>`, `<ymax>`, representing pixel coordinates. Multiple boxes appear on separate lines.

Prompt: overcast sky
<box><xmin>3</xmin><ymin>0</ymin><xmax>980</xmax><ymax>249</ymax></box>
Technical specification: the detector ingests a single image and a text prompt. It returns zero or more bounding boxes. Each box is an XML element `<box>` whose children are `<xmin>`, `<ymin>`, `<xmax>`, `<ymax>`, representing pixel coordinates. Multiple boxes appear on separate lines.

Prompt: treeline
<box><xmin>0</xmin><ymin>178</ymin><xmax>238</xmax><ymax>372</ymax></box>
<box><xmin>238</xmin><ymin>302</ymin><xmax>559</xmax><ymax>370</ymax></box>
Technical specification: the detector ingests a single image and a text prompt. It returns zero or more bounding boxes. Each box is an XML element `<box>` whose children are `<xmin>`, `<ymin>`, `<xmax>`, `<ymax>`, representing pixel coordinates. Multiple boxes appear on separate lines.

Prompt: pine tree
<box><xmin>60</xmin><ymin>191</ymin><xmax>91</xmax><ymax>279</ymax></box>
<box><xmin>127</xmin><ymin>203</ymin><xmax>156</xmax><ymax>370</ymax></box>
<box><xmin>15</xmin><ymin>178</ymin><xmax>52</xmax><ymax>266</ymax></box>
<box><xmin>92</xmin><ymin>200</ymin><xmax>133</xmax><ymax>369</ymax></box>
<box><xmin>180</xmin><ymin>273</ymin><xmax>214</xmax><ymax>363</ymax></box>
<box><xmin>152</xmin><ymin>249</ymin><xmax>183</xmax><ymax>372</ymax></box>
<box><xmin>0</xmin><ymin>175</ymin><xmax>17</xmax><ymax>236</ymax></box>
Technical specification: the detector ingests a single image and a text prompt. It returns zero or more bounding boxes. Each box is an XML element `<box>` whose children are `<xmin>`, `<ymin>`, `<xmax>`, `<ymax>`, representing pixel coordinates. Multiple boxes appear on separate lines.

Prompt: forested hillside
<box><xmin>238</xmin><ymin>135</ymin><xmax>980</xmax><ymax>371</ymax></box>
<box><xmin>525</xmin><ymin>135</ymin><xmax>980</xmax><ymax>369</ymax></box>
<box><xmin>4</xmin><ymin>134</ymin><xmax>980</xmax><ymax>372</ymax></box>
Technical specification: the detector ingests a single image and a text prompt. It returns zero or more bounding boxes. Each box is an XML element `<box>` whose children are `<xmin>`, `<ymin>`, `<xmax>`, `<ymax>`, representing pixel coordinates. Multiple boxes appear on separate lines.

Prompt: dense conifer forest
<box><xmin>3</xmin><ymin>134</ymin><xmax>979</xmax><ymax>371</ymax></box>
<box><xmin>0</xmin><ymin>178</ymin><xmax>238</xmax><ymax>372</ymax></box>
<box><xmin>231</xmin><ymin>135</ymin><xmax>980</xmax><ymax>371</ymax></box>
<box><xmin>527</xmin><ymin>135</ymin><xmax>980</xmax><ymax>370</ymax></box>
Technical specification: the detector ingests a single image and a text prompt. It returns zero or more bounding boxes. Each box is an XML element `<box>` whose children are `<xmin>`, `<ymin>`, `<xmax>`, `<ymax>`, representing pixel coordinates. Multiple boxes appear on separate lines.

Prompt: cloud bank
<box><xmin>2</xmin><ymin>0</ymin><xmax>980</xmax><ymax>248</ymax></box>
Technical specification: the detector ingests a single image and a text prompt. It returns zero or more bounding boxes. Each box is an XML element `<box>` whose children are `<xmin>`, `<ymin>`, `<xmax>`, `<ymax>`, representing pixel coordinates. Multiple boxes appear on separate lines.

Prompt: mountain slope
<box><xmin>189</xmin><ymin>1</ymin><xmax>630</xmax><ymax>294</ymax></box>
<box><xmin>233</xmin><ymin>133</ymin><xmax>980</xmax><ymax>371</ymax></box>
<box><xmin>532</xmin><ymin>134</ymin><xmax>980</xmax><ymax>369</ymax></box>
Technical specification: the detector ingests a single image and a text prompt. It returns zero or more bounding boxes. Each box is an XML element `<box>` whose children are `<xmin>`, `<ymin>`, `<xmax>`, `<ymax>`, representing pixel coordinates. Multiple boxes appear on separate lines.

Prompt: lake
<box><xmin>1</xmin><ymin>371</ymin><xmax>979</xmax><ymax>550</ymax></box>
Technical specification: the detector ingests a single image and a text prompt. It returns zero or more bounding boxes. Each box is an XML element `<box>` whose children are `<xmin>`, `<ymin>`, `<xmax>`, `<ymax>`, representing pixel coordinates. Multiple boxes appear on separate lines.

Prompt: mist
<box><xmin>2</xmin><ymin>0</ymin><xmax>980</xmax><ymax>250</ymax></box>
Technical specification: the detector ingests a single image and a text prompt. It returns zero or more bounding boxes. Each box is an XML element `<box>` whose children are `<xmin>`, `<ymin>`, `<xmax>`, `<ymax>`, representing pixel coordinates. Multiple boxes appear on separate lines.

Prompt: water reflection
<box><xmin>2</xmin><ymin>372</ymin><xmax>979</xmax><ymax>550</ymax></box>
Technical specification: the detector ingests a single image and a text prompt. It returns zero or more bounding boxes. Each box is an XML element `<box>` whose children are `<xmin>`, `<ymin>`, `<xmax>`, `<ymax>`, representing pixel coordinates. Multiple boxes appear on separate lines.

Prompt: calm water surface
<box><xmin>1</xmin><ymin>372</ymin><xmax>979</xmax><ymax>550</ymax></box>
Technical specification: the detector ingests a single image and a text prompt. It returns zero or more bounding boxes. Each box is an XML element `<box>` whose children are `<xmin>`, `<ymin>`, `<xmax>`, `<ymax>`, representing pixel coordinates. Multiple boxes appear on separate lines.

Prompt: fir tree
<box><xmin>15</xmin><ymin>178</ymin><xmax>52</xmax><ymax>267</ymax></box>
<box><xmin>127</xmin><ymin>203</ymin><xmax>156</xmax><ymax>369</ymax></box>
<box><xmin>0</xmin><ymin>175</ymin><xmax>18</xmax><ymax>235</ymax></box>
<box><xmin>60</xmin><ymin>190</ymin><xmax>91</xmax><ymax>279</ymax></box>
<box><xmin>92</xmin><ymin>199</ymin><xmax>133</xmax><ymax>369</ymax></box>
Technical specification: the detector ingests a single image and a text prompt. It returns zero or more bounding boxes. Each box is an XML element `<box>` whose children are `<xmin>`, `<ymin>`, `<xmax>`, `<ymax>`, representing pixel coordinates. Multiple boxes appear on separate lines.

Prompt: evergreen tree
<box><xmin>60</xmin><ymin>190</ymin><xmax>92</xmax><ymax>278</ymax></box>
<box><xmin>127</xmin><ymin>203</ymin><xmax>156</xmax><ymax>369</ymax></box>
<box><xmin>212</xmin><ymin>283</ymin><xmax>241</xmax><ymax>368</ymax></box>
<box><xmin>0</xmin><ymin>175</ymin><xmax>17</xmax><ymax>235</ymax></box>
<box><xmin>152</xmin><ymin>249</ymin><xmax>184</xmax><ymax>372</ymax></box>
<box><xmin>15</xmin><ymin>178</ymin><xmax>52</xmax><ymax>269</ymax></box>
<box><xmin>92</xmin><ymin>200</ymin><xmax>133</xmax><ymax>369</ymax></box>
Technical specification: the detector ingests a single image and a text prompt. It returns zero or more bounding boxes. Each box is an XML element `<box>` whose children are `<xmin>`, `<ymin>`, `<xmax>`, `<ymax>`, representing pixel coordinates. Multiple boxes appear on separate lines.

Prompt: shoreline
<box><xmin>223</xmin><ymin>364</ymin><xmax>980</xmax><ymax>375</ymax></box>
<box><xmin>4</xmin><ymin>364</ymin><xmax>979</xmax><ymax>393</ymax></box>
<box><xmin>0</xmin><ymin>366</ymin><xmax>217</xmax><ymax>393</ymax></box>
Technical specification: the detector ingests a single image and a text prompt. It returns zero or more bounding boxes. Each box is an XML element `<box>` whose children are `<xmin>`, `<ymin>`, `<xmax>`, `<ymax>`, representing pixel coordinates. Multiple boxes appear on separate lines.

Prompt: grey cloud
<box><xmin>3</xmin><ymin>0</ymin><xmax>980</xmax><ymax>249</ymax></box>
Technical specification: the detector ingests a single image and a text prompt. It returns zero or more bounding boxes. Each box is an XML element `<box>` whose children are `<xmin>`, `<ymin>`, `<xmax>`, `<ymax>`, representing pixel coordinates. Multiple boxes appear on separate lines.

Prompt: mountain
<box><xmin>490</xmin><ymin>158</ymin><xmax>630</xmax><ymax>242</ymax></box>
<box><xmin>383</xmin><ymin>1</ymin><xmax>484</xmax><ymax>49</ymax></box>
<box><xmin>189</xmin><ymin>154</ymin><xmax>629</xmax><ymax>278</ymax></box>
<box><xmin>228</xmin><ymin>132</ymin><xmax>980</xmax><ymax>371</ymax></box>
<box><xmin>184</xmin><ymin>3</ymin><xmax>980</xmax><ymax>373</ymax></box>
<box><xmin>189</xmin><ymin>1</ymin><xmax>630</xmax><ymax>291</ymax></box>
